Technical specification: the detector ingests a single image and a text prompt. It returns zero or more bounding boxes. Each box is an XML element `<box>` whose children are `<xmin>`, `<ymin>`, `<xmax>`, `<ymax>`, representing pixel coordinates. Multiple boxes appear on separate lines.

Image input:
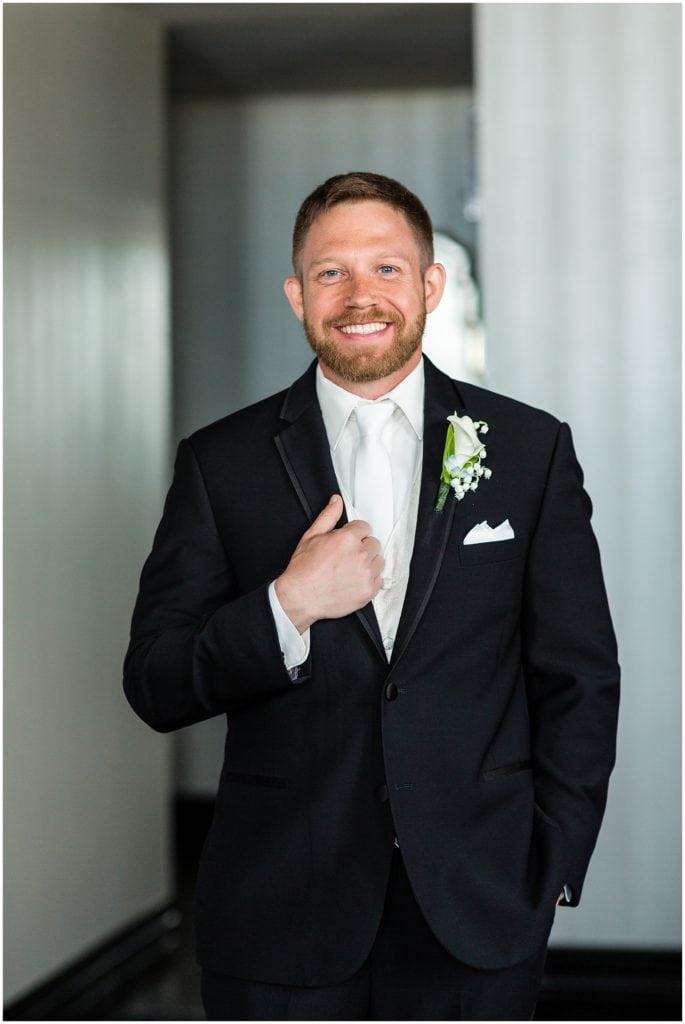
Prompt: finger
<box><xmin>303</xmin><ymin>494</ymin><xmax>343</xmax><ymax>538</ymax></box>
<box><xmin>345</xmin><ymin>519</ymin><xmax>374</xmax><ymax>541</ymax></box>
<box><xmin>371</xmin><ymin>554</ymin><xmax>385</xmax><ymax>577</ymax></box>
<box><xmin>361</xmin><ymin>535</ymin><xmax>381</xmax><ymax>556</ymax></box>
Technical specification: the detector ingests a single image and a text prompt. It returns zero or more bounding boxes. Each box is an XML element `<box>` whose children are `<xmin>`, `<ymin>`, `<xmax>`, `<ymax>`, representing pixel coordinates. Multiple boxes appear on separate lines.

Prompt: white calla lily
<box><xmin>435</xmin><ymin>412</ymin><xmax>492</xmax><ymax>511</ymax></box>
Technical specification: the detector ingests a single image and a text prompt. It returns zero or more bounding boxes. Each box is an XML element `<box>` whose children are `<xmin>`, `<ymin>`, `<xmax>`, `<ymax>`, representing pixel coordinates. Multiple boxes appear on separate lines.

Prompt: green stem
<box><xmin>434</xmin><ymin>480</ymin><xmax>450</xmax><ymax>512</ymax></box>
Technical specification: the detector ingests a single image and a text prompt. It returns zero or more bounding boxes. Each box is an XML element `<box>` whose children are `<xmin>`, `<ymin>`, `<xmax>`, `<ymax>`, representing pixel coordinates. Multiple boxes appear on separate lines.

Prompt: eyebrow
<box><xmin>309</xmin><ymin>253</ymin><xmax>412</xmax><ymax>267</ymax></box>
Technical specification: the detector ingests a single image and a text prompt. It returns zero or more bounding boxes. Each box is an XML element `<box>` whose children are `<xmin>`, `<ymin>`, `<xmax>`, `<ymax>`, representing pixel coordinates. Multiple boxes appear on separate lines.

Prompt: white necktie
<box><xmin>353</xmin><ymin>401</ymin><xmax>395</xmax><ymax>550</ymax></box>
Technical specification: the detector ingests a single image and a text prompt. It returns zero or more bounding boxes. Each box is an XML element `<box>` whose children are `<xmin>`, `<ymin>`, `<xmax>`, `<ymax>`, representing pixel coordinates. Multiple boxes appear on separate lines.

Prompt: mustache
<box><xmin>324</xmin><ymin>309</ymin><xmax>403</xmax><ymax>330</ymax></box>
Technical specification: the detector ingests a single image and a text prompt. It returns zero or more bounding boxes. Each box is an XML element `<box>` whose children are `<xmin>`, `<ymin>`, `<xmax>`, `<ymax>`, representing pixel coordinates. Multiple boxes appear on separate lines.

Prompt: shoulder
<box><xmin>183</xmin><ymin>362</ymin><xmax>319</xmax><ymax>459</ymax></box>
<box><xmin>456</xmin><ymin>379</ymin><xmax>561</xmax><ymax>436</ymax></box>
<box><xmin>185</xmin><ymin>387</ymin><xmax>290</xmax><ymax>458</ymax></box>
<box><xmin>445</xmin><ymin>375</ymin><xmax>569</xmax><ymax>473</ymax></box>
<box><xmin>425</xmin><ymin>357</ymin><xmax>562</xmax><ymax>439</ymax></box>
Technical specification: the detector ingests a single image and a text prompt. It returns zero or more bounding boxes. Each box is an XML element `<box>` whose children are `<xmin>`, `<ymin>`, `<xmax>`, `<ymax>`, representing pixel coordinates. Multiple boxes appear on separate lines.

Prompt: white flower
<box><xmin>446</xmin><ymin>412</ymin><xmax>485</xmax><ymax>473</ymax></box>
<box><xmin>435</xmin><ymin>412</ymin><xmax>492</xmax><ymax>511</ymax></box>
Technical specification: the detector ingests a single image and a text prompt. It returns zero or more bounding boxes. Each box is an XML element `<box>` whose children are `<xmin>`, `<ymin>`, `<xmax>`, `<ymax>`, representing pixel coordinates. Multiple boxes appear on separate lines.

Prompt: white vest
<box><xmin>342</xmin><ymin>459</ymin><xmax>422</xmax><ymax>661</ymax></box>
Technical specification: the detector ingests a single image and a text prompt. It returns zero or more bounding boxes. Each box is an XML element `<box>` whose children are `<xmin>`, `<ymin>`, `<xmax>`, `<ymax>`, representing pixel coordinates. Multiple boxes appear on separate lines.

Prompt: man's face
<box><xmin>284</xmin><ymin>200</ymin><xmax>445</xmax><ymax>392</ymax></box>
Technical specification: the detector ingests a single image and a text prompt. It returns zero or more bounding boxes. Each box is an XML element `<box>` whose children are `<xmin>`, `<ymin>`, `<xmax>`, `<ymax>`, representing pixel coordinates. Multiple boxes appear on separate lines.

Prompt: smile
<box><xmin>337</xmin><ymin>322</ymin><xmax>389</xmax><ymax>336</ymax></box>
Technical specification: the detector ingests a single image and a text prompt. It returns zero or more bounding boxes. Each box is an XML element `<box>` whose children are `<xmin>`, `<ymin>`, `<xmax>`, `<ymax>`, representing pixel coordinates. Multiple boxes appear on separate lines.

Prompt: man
<box><xmin>124</xmin><ymin>172</ymin><xmax>619</xmax><ymax>1020</ymax></box>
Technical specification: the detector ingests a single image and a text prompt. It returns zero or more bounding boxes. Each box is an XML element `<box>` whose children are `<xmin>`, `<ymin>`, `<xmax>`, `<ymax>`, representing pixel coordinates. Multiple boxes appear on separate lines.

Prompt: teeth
<box><xmin>339</xmin><ymin>322</ymin><xmax>387</xmax><ymax>335</ymax></box>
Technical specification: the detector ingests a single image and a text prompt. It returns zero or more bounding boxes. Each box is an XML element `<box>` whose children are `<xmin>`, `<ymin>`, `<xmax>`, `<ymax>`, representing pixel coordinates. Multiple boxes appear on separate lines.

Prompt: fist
<box><xmin>275</xmin><ymin>495</ymin><xmax>385</xmax><ymax>633</ymax></box>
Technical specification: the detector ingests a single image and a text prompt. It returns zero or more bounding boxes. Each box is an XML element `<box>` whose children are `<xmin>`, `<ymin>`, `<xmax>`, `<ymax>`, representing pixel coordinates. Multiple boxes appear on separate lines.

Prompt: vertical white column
<box><xmin>476</xmin><ymin>3</ymin><xmax>680</xmax><ymax>948</ymax></box>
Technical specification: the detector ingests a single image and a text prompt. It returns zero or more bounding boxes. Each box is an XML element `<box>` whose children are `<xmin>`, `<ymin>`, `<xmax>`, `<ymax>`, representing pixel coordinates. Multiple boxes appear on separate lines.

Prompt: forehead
<box><xmin>301</xmin><ymin>200</ymin><xmax>421</xmax><ymax>262</ymax></box>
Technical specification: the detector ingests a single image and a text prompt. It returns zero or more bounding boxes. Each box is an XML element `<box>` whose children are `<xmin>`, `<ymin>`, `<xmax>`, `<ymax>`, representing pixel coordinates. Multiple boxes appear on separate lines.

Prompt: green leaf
<box><xmin>439</xmin><ymin>423</ymin><xmax>455</xmax><ymax>485</ymax></box>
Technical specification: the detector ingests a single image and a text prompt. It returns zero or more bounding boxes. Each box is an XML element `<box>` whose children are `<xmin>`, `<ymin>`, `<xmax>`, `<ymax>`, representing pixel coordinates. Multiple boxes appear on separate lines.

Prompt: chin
<box><xmin>306</xmin><ymin>328</ymin><xmax>422</xmax><ymax>386</ymax></box>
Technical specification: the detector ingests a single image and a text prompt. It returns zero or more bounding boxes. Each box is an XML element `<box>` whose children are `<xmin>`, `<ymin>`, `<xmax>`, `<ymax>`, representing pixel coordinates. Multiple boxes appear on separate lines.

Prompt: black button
<box><xmin>374</xmin><ymin>783</ymin><xmax>389</xmax><ymax>803</ymax></box>
<box><xmin>385</xmin><ymin>682</ymin><xmax>398</xmax><ymax>701</ymax></box>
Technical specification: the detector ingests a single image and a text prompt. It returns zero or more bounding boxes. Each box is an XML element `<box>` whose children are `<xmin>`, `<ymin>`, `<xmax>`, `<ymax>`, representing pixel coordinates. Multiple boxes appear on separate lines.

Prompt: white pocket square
<box><xmin>463</xmin><ymin>519</ymin><xmax>515</xmax><ymax>545</ymax></box>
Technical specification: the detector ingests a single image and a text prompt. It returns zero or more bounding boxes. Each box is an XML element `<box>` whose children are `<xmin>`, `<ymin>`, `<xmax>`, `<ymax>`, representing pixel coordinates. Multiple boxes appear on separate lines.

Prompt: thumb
<box><xmin>304</xmin><ymin>494</ymin><xmax>343</xmax><ymax>537</ymax></box>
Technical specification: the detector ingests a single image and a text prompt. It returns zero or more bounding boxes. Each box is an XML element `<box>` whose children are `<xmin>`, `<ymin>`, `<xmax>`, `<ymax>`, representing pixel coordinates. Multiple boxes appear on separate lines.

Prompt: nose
<box><xmin>343</xmin><ymin>272</ymin><xmax>377</xmax><ymax>308</ymax></box>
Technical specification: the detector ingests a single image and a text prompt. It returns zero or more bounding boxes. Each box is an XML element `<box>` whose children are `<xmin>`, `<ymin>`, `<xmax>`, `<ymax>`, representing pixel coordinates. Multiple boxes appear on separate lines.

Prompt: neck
<box><xmin>318</xmin><ymin>349</ymin><xmax>422</xmax><ymax>400</ymax></box>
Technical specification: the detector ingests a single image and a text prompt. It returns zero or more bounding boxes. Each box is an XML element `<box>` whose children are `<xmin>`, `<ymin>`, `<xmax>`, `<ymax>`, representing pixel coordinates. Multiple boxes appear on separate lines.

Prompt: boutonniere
<box><xmin>435</xmin><ymin>412</ymin><xmax>492</xmax><ymax>511</ymax></box>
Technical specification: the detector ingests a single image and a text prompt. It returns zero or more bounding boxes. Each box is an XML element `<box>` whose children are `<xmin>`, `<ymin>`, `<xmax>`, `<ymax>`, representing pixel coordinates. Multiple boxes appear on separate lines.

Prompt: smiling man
<box><xmin>284</xmin><ymin>194</ymin><xmax>444</xmax><ymax>393</ymax></box>
<box><xmin>124</xmin><ymin>172</ymin><xmax>619</xmax><ymax>1020</ymax></box>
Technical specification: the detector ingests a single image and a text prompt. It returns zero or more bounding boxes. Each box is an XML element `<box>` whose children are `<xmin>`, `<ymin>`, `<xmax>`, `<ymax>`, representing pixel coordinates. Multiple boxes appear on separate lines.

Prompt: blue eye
<box><xmin>378</xmin><ymin>265</ymin><xmax>397</xmax><ymax>274</ymax></box>
<box><xmin>321</xmin><ymin>269</ymin><xmax>341</xmax><ymax>279</ymax></box>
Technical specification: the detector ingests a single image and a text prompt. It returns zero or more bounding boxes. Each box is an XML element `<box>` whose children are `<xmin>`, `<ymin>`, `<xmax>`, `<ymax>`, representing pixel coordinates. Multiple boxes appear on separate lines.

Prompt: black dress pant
<box><xmin>201</xmin><ymin>851</ymin><xmax>548</xmax><ymax>1020</ymax></box>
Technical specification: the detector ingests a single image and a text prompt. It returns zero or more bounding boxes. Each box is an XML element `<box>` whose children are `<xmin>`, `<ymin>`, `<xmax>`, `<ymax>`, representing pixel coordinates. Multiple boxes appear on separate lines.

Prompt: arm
<box><xmin>524</xmin><ymin>422</ymin><xmax>620</xmax><ymax>904</ymax></box>
<box><xmin>124</xmin><ymin>441</ymin><xmax>385</xmax><ymax>733</ymax></box>
<box><xmin>123</xmin><ymin>439</ymin><xmax>300</xmax><ymax>732</ymax></box>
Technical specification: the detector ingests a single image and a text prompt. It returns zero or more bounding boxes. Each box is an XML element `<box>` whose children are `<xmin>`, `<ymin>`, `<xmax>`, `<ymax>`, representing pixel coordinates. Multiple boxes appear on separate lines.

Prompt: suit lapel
<box><xmin>274</xmin><ymin>362</ymin><xmax>386</xmax><ymax>661</ymax></box>
<box><xmin>390</xmin><ymin>358</ymin><xmax>469</xmax><ymax>667</ymax></box>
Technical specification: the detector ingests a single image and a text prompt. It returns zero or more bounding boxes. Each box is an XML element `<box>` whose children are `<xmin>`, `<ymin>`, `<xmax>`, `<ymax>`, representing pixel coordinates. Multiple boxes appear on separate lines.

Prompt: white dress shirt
<box><xmin>269</xmin><ymin>359</ymin><xmax>425</xmax><ymax>671</ymax></box>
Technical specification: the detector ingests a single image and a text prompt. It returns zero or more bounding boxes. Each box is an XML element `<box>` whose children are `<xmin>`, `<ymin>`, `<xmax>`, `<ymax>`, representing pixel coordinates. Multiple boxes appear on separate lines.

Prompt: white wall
<box><xmin>477</xmin><ymin>3</ymin><xmax>681</xmax><ymax>949</ymax></box>
<box><xmin>171</xmin><ymin>87</ymin><xmax>477</xmax><ymax>794</ymax></box>
<box><xmin>4</xmin><ymin>5</ymin><xmax>173</xmax><ymax>1002</ymax></box>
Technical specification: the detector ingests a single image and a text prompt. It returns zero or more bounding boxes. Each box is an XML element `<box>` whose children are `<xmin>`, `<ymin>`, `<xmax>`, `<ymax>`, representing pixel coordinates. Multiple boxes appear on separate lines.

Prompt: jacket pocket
<box><xmin>223</xmin><ymin>770</ymin><xmax>288</xmax><ymax>789</ymax></box>
<box><xmin>482</xmin><ymin>760</ymin><xmax>532</xmax><ymax>781</ymax></box>
<box><xmin>458</xmin><ymin>538</ymin><xmax>523</xmax><ymax>567</ymax></box>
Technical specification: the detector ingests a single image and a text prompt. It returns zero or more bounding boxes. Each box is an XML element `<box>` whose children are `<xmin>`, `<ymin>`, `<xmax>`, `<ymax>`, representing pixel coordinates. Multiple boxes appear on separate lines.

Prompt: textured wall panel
<box><xmin>4</xmin><ymin>5</ymin><xmax>172</xmax><ymax>1001</ymax></box>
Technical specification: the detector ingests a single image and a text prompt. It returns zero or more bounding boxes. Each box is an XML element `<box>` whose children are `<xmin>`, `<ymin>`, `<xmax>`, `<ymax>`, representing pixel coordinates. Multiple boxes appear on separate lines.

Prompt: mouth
<box><xmin>335</xmin><ymin>321</ymin><xmax>392</xmax><ymax>339</ymax></box>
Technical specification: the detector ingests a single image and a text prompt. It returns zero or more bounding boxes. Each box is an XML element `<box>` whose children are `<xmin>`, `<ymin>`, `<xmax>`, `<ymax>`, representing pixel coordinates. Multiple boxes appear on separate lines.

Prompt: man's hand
<box><xmin>275</xmin><ymin>494</ymin><xmax>385</xmax><ymax>634</ymax></box>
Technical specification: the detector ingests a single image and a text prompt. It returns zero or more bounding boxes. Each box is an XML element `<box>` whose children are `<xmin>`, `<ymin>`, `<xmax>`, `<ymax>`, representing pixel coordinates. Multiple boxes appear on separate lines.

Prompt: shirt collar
<box><xmin>315</xmin><ymin>357</ymin><xmax>425</xmax><ymax>450</ymax></box>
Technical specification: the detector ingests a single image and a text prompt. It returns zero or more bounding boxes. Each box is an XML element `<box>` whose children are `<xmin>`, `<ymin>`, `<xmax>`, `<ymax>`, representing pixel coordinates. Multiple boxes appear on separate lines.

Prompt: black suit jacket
<box><xmin>124</xmin><ymin>357</ymin><xmax>619</xmax><ymax>985</ymax></box>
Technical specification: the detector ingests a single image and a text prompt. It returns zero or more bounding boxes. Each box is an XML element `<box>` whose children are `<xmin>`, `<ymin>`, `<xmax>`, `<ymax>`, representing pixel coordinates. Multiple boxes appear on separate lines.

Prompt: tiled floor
<box><xmin>99</xmin><ymin>879</ymin><xmax>204</xmax><ymax>1021</ymax></box>
<box><xmin>99</xmin><ymin>951</ymin><xmax>204</xmax><ymax>1021</ymax></box>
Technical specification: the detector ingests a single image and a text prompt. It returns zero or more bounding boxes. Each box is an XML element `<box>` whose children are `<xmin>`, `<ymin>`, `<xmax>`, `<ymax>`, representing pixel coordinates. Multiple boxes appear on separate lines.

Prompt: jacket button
<box><xmin>385</xmin><ymin>682</ymin><xmax>398</xmax><ymax>701</ymax></box>
<box><xmin>374</xmin><ymin>783</ymin><xmax>389</xmax><ymax>803</ymax></box>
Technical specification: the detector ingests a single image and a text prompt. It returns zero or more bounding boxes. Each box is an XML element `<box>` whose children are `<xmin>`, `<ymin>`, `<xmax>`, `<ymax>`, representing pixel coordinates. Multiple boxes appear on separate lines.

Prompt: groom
<box><xmin>124</xmin><ymin>172</ymin><xmax>619</xmax><ymax>1020</ymax></box>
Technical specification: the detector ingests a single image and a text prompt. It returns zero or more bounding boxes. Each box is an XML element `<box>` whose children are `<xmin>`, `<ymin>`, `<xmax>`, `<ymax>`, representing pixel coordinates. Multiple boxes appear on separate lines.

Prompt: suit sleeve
<box><xmin>123</xmin><ymin>438</ymin><xmax>300</xmax><ymax>732</ymax></box>
<box><xmin>523</xmin><ymin>422</ymin><xmax>620</xmax><ymax>904</ymax></box>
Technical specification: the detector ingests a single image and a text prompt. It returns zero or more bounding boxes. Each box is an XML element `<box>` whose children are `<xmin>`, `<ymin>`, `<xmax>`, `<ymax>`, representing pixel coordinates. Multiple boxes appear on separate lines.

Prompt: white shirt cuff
<box><xmin>268</xmin><ymin>581</ymin><xmax>310</xmax><ymax>672</ymax></box>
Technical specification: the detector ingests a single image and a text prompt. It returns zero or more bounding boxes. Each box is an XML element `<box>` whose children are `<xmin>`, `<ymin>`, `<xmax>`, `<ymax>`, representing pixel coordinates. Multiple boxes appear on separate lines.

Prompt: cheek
<box><xmin>397</xmin><ymin>291</ymin><xmax>426</xmax><ymax>320</ymax></box>
<box><xmin>302</xmin><ymin>290</ymin><xmax>335</xmax><ymax>321</ymax></box>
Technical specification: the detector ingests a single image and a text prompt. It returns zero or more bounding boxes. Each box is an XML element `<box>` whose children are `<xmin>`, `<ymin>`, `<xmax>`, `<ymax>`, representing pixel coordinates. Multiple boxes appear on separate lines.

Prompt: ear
<box><xmin>284</xmin><ymin>276</ymin><xmax>304</xmax><ymax>323</ymax></box>
<box><xmin>423</xmin><ymin>262</ymin><xmax>447</xmax><ymax>314</ymax></box>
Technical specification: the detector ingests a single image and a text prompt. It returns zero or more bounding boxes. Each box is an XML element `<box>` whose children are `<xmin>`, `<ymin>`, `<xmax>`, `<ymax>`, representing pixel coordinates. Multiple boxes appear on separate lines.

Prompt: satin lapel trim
<box><xmin>274</xmin><ymin>405</ymin><xmax>340</xmax><ymax>526</ymax></box>
<box><xmin>274</xmin><ymin>367</ymin><xmax>386</xmax><ymax>662</ymax></box>
<box><xmin>390</xmin><ymin>360</ymin><xmax>467</xmax><ymax>667</ymax></box>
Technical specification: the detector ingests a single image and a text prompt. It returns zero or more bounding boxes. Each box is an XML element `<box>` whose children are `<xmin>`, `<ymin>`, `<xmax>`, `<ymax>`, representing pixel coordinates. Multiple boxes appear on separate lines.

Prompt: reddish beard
<box><xmin>303</xmin><ymin>307</ymin><xmax>426</xmax><ymax>383</ymax></box>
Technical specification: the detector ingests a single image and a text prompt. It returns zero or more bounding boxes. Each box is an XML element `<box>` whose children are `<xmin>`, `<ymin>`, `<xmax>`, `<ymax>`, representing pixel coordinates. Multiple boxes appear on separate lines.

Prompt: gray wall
<box><xmin>477</xmin><ymin>3</ymin><xmax>681</xmax><ymax>949</ymax></box>
<box><xmin>4</xmin><ymin>5</ymin><xmax>173</xmax><ymax>1002</ymax></box>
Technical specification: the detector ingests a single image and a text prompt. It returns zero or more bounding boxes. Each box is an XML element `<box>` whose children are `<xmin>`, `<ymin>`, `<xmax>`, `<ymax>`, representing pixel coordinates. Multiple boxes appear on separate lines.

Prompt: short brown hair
<box><xmin>292</xmin><ymin>172</ymin><xmax>434</xmax><ymax>275</ymax></box>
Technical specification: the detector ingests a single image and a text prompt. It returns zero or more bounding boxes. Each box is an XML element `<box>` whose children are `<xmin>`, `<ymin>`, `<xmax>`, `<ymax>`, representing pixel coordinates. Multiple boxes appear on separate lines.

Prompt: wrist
<box><xmin>274</xmin><ymin>574</ymin><xmax>316</xmax><ymax>634</ymax></box>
